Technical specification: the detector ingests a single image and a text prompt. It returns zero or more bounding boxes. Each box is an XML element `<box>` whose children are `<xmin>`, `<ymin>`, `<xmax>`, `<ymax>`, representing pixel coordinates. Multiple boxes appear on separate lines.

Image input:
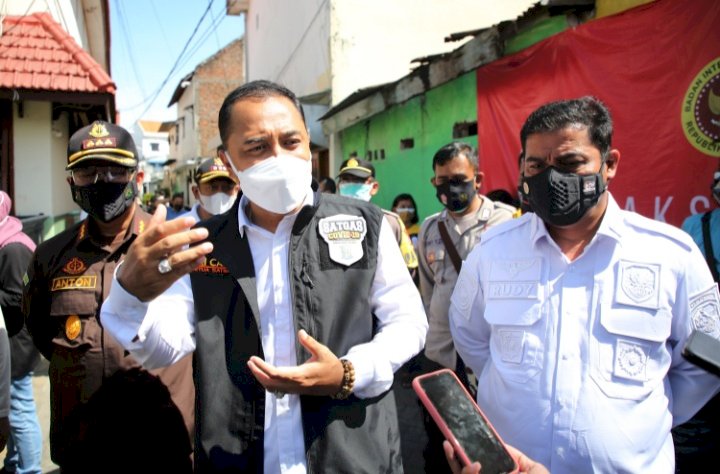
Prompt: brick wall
<box><xmin>195</xmin><ymin>38</ymin><xmax>244</xmax><ymax>158</ymax></box>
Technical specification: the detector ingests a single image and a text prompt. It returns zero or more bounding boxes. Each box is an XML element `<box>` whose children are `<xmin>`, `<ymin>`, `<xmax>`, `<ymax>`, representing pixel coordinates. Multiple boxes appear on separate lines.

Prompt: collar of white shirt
<box><xmin>236</xmin><ymin>187</ymin><xmax>316</xmax><ymax>237</ymax></box>
<box><xmin>529</xmin><ymin>192</ymin><xmax>625</xmax><ymax>248</ymax></box>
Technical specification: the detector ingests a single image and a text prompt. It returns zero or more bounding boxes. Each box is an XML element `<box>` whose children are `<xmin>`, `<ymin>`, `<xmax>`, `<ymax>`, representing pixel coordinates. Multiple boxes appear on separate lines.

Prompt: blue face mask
<box><xmin>339</xmin><ymin>182</ymin><xmax>373</xmax><ymax>202</ymax></box>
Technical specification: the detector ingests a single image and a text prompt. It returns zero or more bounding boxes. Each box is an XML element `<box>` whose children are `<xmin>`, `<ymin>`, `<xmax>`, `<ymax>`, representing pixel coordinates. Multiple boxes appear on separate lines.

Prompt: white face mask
<box><xmin>198</xmin><ymin>192</ymin><xmax>235</xmax><ymax>215</ymax></box>
<box><xmin>226</xmin><ymin>153</ymin><xmax>312</xmax><ymax>214</ymax></box>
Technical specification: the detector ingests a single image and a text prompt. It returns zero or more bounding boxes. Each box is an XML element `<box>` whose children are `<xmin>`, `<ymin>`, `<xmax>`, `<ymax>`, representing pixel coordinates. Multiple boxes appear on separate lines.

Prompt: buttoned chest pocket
<box><xmin>425</xmin><ymin>245</ymin><xmax>449</xmax><ymax>283</ymax></box>
<box><xmin>485</xmin><ymin>294</ymin><xmax>546</xmax><ymax>383</ymax></box>
<box><xmin>590</xmin><ymin>301</ymin><xmax>672</xmax><ymax>401</ymax></box>
<box><xmin>49</xmin><ymin>290</ymin><xmax>100</xmax><ymax>351</ymax></box>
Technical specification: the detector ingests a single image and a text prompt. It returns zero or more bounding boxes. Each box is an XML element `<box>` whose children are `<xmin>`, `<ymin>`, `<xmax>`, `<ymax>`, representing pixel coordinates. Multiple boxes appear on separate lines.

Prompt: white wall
<box><xmin>329</xmin><ymin>0</ymin><xmax>537</xmax><ymax>105</ymax></box>
<box><xmin>13</xmin><ymin>102</ymin><xmax>75</xmax><ymax>217</ymax></box>
<box><xmin>245</xmin><ymin>0</ymin><xmax>331</xmax><ymax>99</ymax></box>
<box><xmin>176</xmin><ymin>85</ymin><xmax>199</xmax><ymax>163</ymax></box>
<box><xmin>245</xmin><ymin>0</ymin><xmax>536</xmax><ymax>105</ymax></box>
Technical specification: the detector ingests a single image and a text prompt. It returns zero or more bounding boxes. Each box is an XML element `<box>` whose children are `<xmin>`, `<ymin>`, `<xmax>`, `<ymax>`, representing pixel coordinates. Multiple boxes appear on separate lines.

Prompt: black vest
<box><xmin>190</xmin><ymin>191</ymin><xmax>403</xmax><ymax>473</ymax></box>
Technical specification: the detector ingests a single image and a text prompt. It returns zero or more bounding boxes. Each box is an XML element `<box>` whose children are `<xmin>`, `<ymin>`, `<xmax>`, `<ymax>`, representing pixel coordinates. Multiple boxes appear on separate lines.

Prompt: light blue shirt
<box><xmin>449</xmin><ymin>194</ymin><xmax>720</xmax><ymax>473</ymax></box>
<box><xmin>681</xmin><ymin>208</ymin><xmax>720</xmax><ymax>276</ymax></box>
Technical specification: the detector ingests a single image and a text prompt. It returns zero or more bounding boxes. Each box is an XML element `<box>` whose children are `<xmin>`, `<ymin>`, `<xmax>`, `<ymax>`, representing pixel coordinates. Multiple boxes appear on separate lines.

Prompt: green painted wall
<box><xmin>339</xmin><ymin>71</ymin><xmax>478</xmax><ymax>222</ymax></box>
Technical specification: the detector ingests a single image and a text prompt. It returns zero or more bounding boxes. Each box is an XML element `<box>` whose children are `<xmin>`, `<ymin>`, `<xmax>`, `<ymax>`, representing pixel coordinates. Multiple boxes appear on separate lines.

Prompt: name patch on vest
<box><xmin>194</xmin><ymin>256</ymin><xmax>230</xmax><ymax>275</ymax></box>
<box><xmin>318</xmin><ymin>214</ymin><xmax>367</xmax><ymax>266</ymax></box>
<box><xmin>51</xmin><ymin>275</ymin><xmax>97</xmax><ymax>291</ymax></box>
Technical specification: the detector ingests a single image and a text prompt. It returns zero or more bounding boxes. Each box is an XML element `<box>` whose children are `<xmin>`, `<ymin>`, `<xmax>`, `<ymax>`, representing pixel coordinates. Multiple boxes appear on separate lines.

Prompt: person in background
<box><xmin>166</xmin><ymin>192</ymin><xmax>189</xmax><ymax>220</ymax></box>
<box><xmin>23</xmin><ymin>121</ymin><xmax>194</xmax><ymax>472</ymax></box>
<box><xmin>100</xmin><ymin>80</ymin><xmax>427</xmax><ymax>472</ymax></box>
<box><xmin>0</xmin><ymin>308</ymin><xmax>10</xmax><ymax>452</ymax></box>
<box><xmin>337</xmin><ymin>158</ymin><xmax>419</xmax><ymax>280</ymax></box>
<box><xmin>450</xmin><ymin>96</ymin><xmax>720</xmax><ymax>473</ymax></box>
<box><xmin>0</xmin><ymin>191</ymin><xmax>42</xmax><ymax>474</ymax></box>
<box><xmin>673</xmin><ymin>168</ymin><xmax>720</xmax><ymax>472</ymax></box>
<box><xmin>418</xmin><ymin>142</ymin><xmax>515</xmax><ymax>472</ymax></box>
<box><xmin>188</xmin><ymin>157</ymin><xmax>240</xmax><ymax>222</ymax></box>
<box><xmin>318</xmin><ymin>176</ymin><xmax>336</xmax><ymax>194</ymax></box>
<box><xmin>392</xmin><ymin>193</ymin><xmax>420</xmax><ymax>248</ymax></box>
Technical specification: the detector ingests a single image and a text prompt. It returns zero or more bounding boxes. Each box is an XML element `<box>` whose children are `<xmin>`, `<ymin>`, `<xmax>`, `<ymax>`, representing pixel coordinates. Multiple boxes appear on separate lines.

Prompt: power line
<box><xmin>132</xmin><ymin>0</ymin><xmax>215</xmax><ymax>119</ymax></box>
<box><xmin>114</xmin><ymin>0</ymin><xmax>146</xmax><ymax>98</ymax></box>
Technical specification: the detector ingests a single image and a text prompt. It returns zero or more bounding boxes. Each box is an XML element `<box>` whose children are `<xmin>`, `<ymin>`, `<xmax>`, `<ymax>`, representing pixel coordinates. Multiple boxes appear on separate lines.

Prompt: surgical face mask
<box><xmin>521</xmin><ymin>165</ymin><xmax>606</xmax><ymax>227</ymax></box>
<box><xmin>435</xmin><ymin>179</ymin><xmax>476</xmax><ymax>213</ymax></box>
<box><xmin>198</xmin><ymin>192</ymin><xmax>235</xmax><ymax>215</ymax></box>
<box><xmin>226</xmin><ymin>153</ymin><xmax>311</xmax><ymax>214</ymax></box>
<box><xmin>71</xmin><ymin>180</ymin><xmax>137</xmax><ymax>223</ymax></box>
<box><xmin>338</xmin><ymin>182</ymin><xmax>373</xmax><ymax>202</ymax></box>
<box><xmin>395</xmin><ymin>207</ymin><xmax>415</xmax><ymax>224</ymax></box>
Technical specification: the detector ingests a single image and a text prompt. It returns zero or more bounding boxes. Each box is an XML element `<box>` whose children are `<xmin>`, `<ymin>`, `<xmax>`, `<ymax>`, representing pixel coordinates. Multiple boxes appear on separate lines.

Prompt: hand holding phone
<box><xmin>413</xmin><ymin>369</ymin><xmax>518</xmax><ymax>474</ymax></box>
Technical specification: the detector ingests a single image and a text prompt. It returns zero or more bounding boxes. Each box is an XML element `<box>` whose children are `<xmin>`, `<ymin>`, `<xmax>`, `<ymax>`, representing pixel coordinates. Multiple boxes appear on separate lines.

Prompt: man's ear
<box><xmin>430</xmin><ymin>176</ymin><xmax>437</xmax><ymax>187</ymax></box>
<box><xmin>370</xmin><ymin>179</ymin><xmax>379</xmax><ymax>196</ymax></box>
<box><xmin>475</xmin><ymin>171</ymin><xmax>484</xmax><ymax>190</ymax></box>
<box><xmin>191</xmin><ymin>185</ymin><xmax>200</xmax><ymax>201</ymax></box>
<box><xmin>135</xmin><ymin>169</ymin><xmax>144</xmax><ymax>188</ymax></box>
<box><xmin>604</xmin><ymin>149</ymin><xmax>621</xmax><ymax>182</ymax></box>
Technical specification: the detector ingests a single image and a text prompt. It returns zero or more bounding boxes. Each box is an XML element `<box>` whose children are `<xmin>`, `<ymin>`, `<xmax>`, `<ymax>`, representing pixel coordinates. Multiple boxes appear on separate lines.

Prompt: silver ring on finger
<box><xmin>157</xmin><ymin>257</ymin><xmax>173</xmax><ymax>274</ymax></box>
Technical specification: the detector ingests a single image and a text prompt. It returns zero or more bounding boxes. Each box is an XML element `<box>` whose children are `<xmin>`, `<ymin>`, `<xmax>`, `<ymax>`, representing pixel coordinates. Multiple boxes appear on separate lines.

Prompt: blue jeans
<box><xmin>3</xmin><ymin>374</ymin><xmax>42</xmax><ymax>474</ymax></box>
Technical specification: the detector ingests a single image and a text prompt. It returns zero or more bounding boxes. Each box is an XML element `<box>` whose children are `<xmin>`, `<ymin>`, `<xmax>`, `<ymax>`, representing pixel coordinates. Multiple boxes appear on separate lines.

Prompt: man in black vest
<box><xmin>101</xmin><ymin>80</ymin><xmax>428</xmax><ymax>473</ymax></box>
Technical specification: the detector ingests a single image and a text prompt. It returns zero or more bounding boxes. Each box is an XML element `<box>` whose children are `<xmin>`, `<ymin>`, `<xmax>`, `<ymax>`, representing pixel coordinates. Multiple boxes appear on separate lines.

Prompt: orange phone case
<box><xmin>413</xmin><ymin>368</ymin><xmax>518</xmax><ymax>474</ymax></box>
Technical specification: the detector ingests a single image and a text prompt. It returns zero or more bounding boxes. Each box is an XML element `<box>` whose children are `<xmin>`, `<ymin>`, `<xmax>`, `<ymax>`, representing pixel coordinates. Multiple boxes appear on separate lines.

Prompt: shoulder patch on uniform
<box><xmin>622</xmin><ymin>211</ymin><xmax>694</xmax><ymax>252</ymax></box>
<box><xmin>689</xmin><ymin>285</ymin><xmax>720</xmax><ymax>338</ymax></box>
<box><xmin>22</xmin><ymin>272</ymin><xmax>29</xmax><ymax>286</ymax></box>
<box><xmin>478</xmin><ymin>213</ymin><xmax>531</xmax><ymax>244</ymax></box>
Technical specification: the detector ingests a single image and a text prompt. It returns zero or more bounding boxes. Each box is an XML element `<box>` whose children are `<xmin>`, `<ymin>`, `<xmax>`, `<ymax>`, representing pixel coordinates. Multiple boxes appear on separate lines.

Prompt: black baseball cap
<box><xmin>66</xmin><ymin>120</ymin><xmax>137</xmax><ymax>170</ymax></box>
<box><xmin>338</xmin><ymin>158</ymin><xmax>375</xmax><ymax>179</ymax></box>
<box><xmin>194</xmin><ymin>157</ymin><xmax>236</xmax><ymax>184</ymax></box>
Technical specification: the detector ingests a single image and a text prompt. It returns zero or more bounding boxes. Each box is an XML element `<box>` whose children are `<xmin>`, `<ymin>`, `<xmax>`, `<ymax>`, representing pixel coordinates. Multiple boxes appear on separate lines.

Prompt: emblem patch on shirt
<box><xmin>451</xmin><ymin>273</ymin><xmax>477</xmax><ymax>321</ymax></box>
<box><xmin>318</xmin><ymin>214</ymin><xmax>367</xmax><ymax>266</ymax></box>
<box><xmin>194</xmin><ymin>256</ymin><xmax>230</xmax><ymax>275</ymax></box>
<box><xmin>490</xmin><ymin>259</ymin><xmax>539</xmax><ymax>280</ymax></box>
<box><xmin>497</xmin><ymin>329</ymin><xmax>524</xmax><ymax>364</ymax></box>
<box><xmin>689</xmin><ymin>285</ymin><xmax>720</xmax><ymax>338</ymax></box>
<box><xmin>65</xmin><ymin>315</ymin><xmax>82</xmax><ymax>340</ymax></box>
<box><xmin>616</xmin><ymin>260</ymin><xmax>660</xmax><ymax>309</ymax></box>
<box><xmin>23</xmin><ymin>272</ymin><xmax>29</xmax><ymax>286</ymax></box>
<box><xmin>614</xmin><ymin>339</ymin><xmax>649</xmax><ymax>381</ymax></box>
<box><xmin>62</xmin><ymin>257</ymin><xmax>87</xmax><ymax>275</ymax></box>
<box><xmin>51</xmin><ymin>275</ymin><xmax>97</xmax><ymax>291</ymax></box>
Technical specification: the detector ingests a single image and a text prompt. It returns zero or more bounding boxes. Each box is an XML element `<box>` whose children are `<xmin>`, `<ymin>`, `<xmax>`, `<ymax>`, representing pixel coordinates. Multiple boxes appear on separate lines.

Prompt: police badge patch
<box><xmin>614</xmin><ymin>339</ymin><xmax>649</xmax><ymax>382</ymax></box>
<box><xmin>689</xmin><ymin>285</ymin><xmax>720</xmax><ymax>338</ymax></box>
<box><xmin>615</xmin><ymin>260</ymin><xmax>660</xmax><ymax>309</ymax></box>
<box><xmin>318</xmin><ymin>214</ymin><xmax>367</xmax><ymax>266</ymax></box>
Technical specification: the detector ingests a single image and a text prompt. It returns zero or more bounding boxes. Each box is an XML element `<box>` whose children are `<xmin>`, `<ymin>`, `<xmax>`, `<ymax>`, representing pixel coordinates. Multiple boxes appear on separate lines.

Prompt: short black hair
<box><xmin>171</xmin><ymin>192</ymin><xmax>184</xmax><ymax>200</ymax></box>
<box><xmin>520</xmin><ymin>96</ymin><xmax>613</xmax><ymax>158</ymax></box>
<box><xmin>319</xmin><ymin>176</ymin><xmax>336</xmax><ymax>193</ymax></box>
<box><xmin>218</xmin><ymin>80</ymin><xmax>306</xmax><ymax>144</ymax></box>
<box><xmin>432</xmin><ymin>142</ymin><xmax>478</xmax><ymax>171</ymax></box>
<box><xmin>391</xmin><ymin>193</ymin><xmax>419</xmax><ymax>225</ymax></box>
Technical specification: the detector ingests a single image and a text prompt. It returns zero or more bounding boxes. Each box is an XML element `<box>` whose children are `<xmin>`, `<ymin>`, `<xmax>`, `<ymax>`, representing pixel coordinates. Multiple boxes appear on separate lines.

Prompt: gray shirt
<box><xmin>418</xmin><ymin>196</ymin><xmax>515</xmax><ymax>368</ymax></box>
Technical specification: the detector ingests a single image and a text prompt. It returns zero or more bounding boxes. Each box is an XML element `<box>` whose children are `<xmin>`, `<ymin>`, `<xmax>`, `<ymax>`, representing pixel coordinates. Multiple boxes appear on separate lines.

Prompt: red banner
<box><xmin>477</xmin><ymin>0</ymin><xmax>720</xmax><ymax>226</ymax></box>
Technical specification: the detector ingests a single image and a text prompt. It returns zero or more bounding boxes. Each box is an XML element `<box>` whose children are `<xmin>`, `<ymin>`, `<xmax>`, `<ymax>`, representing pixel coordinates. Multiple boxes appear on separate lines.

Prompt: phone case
<box><xmin>413</xmin><ymin>369</ymin><xmax>518</xmax><ymax>474</ymax></box>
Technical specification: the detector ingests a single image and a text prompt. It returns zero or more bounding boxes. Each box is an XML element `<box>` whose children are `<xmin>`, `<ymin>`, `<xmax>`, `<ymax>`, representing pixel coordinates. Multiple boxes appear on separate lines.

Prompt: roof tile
<box><xmin>0</xmin><ymin>12</ymin><xmax>115</xmax><ymax>94</ymax></box>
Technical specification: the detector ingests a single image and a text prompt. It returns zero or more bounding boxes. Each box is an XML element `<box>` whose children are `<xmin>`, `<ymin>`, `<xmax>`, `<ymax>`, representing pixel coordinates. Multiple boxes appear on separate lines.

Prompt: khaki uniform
<box><xmin>418</xmin><ymin>197</ymin><xmax>515</xmax><ymax>369</ymax></box>
<box><xmin>23</xmin><ymin>208</ymin><xmax>195</xmax><ymax>472</ymax></box>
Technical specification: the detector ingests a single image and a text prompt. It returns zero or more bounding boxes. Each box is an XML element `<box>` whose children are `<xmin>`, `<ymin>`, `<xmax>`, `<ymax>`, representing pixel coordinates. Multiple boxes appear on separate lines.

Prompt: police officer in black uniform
<box><xmin>23</xmin><ymin>121</ymin><xmax>195</xmax><ymax>473</ymax></box>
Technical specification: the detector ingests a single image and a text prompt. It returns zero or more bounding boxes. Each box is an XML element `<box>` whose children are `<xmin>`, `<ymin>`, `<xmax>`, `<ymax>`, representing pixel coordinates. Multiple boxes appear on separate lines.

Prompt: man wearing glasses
<box><xmin>22</xmin><ymin>121</ymin><xmax>195</xmax><ymax>472</ymax></box>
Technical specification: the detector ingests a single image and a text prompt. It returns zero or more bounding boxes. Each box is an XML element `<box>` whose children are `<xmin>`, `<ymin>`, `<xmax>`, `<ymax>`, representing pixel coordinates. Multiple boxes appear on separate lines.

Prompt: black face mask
<box><xmin>436</xmin><ymin>179</ymin><xmax>477</xmax><ymax>213</ymax></box>
<box><xmin>71</xmin><ymin>180</ymin><xmax>137</xmax><ymax>223</ymax></box>
<box><xmin>521</xmin><ymin>166</ymin><xmax>606</xmax><ymax>227</ymax></box>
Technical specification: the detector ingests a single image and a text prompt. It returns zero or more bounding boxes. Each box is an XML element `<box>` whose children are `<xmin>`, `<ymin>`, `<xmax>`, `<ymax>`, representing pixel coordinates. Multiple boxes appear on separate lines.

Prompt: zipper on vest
<box><xmin>300</xmin><ymin>260</ymin><xmax>314</xmax><ymax>288</ymax></box>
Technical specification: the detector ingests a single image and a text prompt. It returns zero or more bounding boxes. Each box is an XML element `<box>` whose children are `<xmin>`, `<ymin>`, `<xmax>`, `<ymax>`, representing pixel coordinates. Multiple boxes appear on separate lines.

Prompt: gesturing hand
<box><xmin>247</xmin><ymin>329</ymin><xmax>345</xmax><ymax>397</ymax></box>
<box><xmin>117</xmin><ymin>204</ymin><xmax>213</xmax><ymax>302</ymax></box>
